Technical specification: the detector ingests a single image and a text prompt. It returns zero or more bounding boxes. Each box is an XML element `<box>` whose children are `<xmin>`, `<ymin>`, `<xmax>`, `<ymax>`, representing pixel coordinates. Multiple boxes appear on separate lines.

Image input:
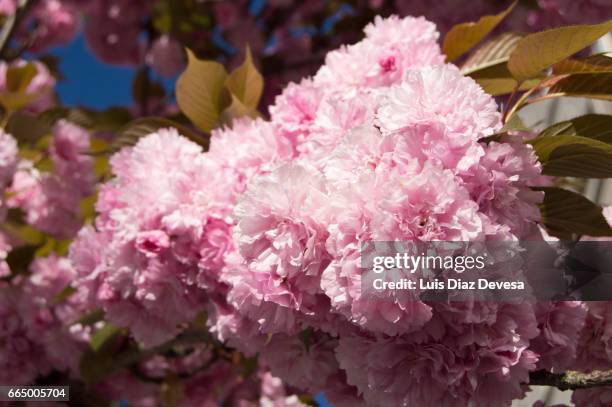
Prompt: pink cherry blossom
<box><xmin>0</xmin><ymin>284</ymin><xmax>50</xmax><ymax>385</ymax></box>
<box><xmin>69</xmin><ymin>129</ymin><xmax>236</xmax><ymax>346</ymax></box>
<box><xmin>9</xmin><ymin>120</ymin><xmax>94</xmax><ymax>238</ymax></box>
<box><xmin>0</xmin><ymin>60</ymin><xmax>56</xmax><ymax>113</ymax></box>
<box><xmin>530</xmin><ymin>301</ymin><xmax>587</xmax><ymax>372</ymax></box>
<box><xmin>0</xmin><ymin>129</ymin><xmax>17</xmax><ymax>189</ymax></box>
<box><xmin>147</xmin><ymin>35</ymin><xmax>185</xmax><ymax>78</ymax></box>
<box><xmin>228</xmin><ymin>163</ymin><xmax>332</xmax><ymax>334</ymax></box>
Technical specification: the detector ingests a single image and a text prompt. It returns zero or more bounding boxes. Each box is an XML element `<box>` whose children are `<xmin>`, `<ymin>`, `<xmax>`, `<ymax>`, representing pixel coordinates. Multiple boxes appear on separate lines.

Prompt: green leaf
<box><xmin>219</xmin><ymin>94</ymin><xmax>260</xmax><ymax>126</ymax></box>
<box><xmin>3</xmin><ymin>208</ymin><xmax>44</xmax><ymax>246</ymax></box>
<box><xmin>37</xmin><ymin>106</ymin><xmax>132</xmax><ymax>132</ymax></box>
<box><xmin>0</xmin><ymin>63</ymin><xmax>50</xmax><ymax>110</ymax></box>
<box><xmin>111</xmin><ymin>117</ymin><xmax>209</xmax><ymax>152</ymax></box>
<box><xmin>79</xmin><ymin>324</ymin><xmax>122</xmax><ymax>384</ymax></box>
<box><xmin>530</xmin><ymin>134</ymin><xmax>612</xmax><ymax>178</ymax></box>
<box><xmin>461</xmin><ymin>32</ymin><xmax>524</xmax><ymax>76</ymax></box>
<box><xmin>90</xmin><ymin>322</ymin><xmax>121</xmax><ymax>352</ymax></box>
<box><xmin>464</xmin><ymin>40</ymin><xmax>541</xmax><ymax>96</ymax></box>
<box><xmin>80</xmin><ymin>348</ymin><xmax>115</xmax><ymax>384</ymax></box>
<box><xmin>553</xmin><ymin>54</ymin><xmax>612</xmax><ymax>75</ymax></box>
<box><xmin>443</xmin><ymin>1</ymin><xmax>517</xmax><ymax>62</ymax></box>
<box><xmin>50</xmin><ymin>285</ymin><xmax>77</xmax><ymax>306</ymax></box>
<box><xmin>176</xmin><ymin>49</ymin><xmax>230</xmax><ymax>132</ymax></box>
<box><xmin>537</xmin><ymin>187</ymin><xmax>612</xmax><ymax>237</ymax></box>
<box><xmin>5</xmin><ymin>111</ymin><xmax>51</xmax><ymax>146</ymax></box>
<box><xmin>72</xmin><ymin>308</ymin><xmax>105</xmax><ymax>326</ymax></box>
<box><xmin>538</xmin><ymin>114</ymin><xmax>612</xmax><ymax>142</ymax></box>
<box><xmin>91</xmin><ymin>107</ymin><xmax>133</xmax><ymax>132</ymax></box>
<box><xmin>547</xmin><ymin>73</ymin><xmax>612</xmax><ymax>101</ymax></box>
<box><xmin>79</xmin><ymin>320</ymin><xmax>127</xmax><ymax>383</ymax></box>
<box><xmin>225</xmin><ymin>46</ymin><xmax>263</xmax><ymax>109</ymax></box>
<box><xmin>501</xmin><ymin>113</ymin><xmax>528</xmax><ymax>132</ymax></box>
<box><xmin>508</xmin><ymin>19</ymin><xmax>612</xmax><ymax>82</ymax></box>
<box><xmin>475</xmin><ymin>78</ymin><xmax>532</xmax><ymax>96</ymax></box>
<box><xmin>35</xmin><ymin>237</ymin><xmax>71</xmax><ymax>258</ymax></box>
<box><xmin>6</xmin><ymin>62</ymin><xmax>37</xmax><ymax>93</ymax></box>
<box><xmin>38</xmin><ymin>107</ymin><xmax>91</xmax><ymax>129</ymax></box>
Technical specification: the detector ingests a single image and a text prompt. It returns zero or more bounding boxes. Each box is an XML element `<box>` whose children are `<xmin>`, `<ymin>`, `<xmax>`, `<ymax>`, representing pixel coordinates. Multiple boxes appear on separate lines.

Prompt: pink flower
<box><xmin>135</xmin><ymin>230</ymin><xmax>171</xmax><ymax>258</ymax></box>
<box><xmin>22</xmin><ymin>255</ymin><xmax>88</xmax><ymax>375</ymax></box>
<box><xmin>337</xmin><ymin>302</ymin><xmax>539</xmax><ymax>407</ymax></box>
<box><xmin>82</xmin><ymin>1</ymin><xmax>150</xmax><ymax>66</ymax></box>
<box><xmin>572</xmin><ymin>387</ymin><xmax>612</xmax><ymax>407</ymax></box>
<box><xmin>371</xmin><ymin>163</ymin><xmax>483</xmax><ymax>241</ymax></box>
<box><xmin>213</xmin><ymin>2</ymin><xmax>240</xmax><ymax>29</ymax></box>
<box><xmin>297</xmin><ymin>90</ymin><xmax>378</xmax><ymax>163</ymax></box>
<box><xmin>23</xmin><ymin>0</ymin><xmax>80</xmax><ymax>52</ymax></box>
<box><xmin>84</xmin><ymin>22</ymin><xmax>145</xmax><ymax>65</ymax></box>
<box><xmin>228</xmin><ymin>163</ymin><xmax>332</xmax><ymax>334</ymax></box>
<box><xmin>314</xmin><ymin>15</ymin><xmax>444</xmax><ymax>91</ymax></box>
<box><xmin>208</xmin><ymin>118</ymin><xmax>291</xmax><ymax>194</ymax></box>
<box><xmin>257</xmin><ymin>371</ymin><xmax>309</xmax><ymax>407</ymax></box>
<box><xmin>573</xmin><ymin>302</ymin><xmax>612</xmax><ymax>371</ymax></box>
<box><xmin>464</xmin><ymin>139</ymin><xmax>543</xmax><ymax>238</ymax></box>
<box><xmin>60</xmin><ymin>15</ymin><xmax>554</xmax><ymax>404</ymax></box>
<box><xmin>69</xmin><ymin>129</ymin><xmax>234</xmax><ymax>346</ymax></box>
<box><xmin>259</xmin><ymin>333</ymin><xmax>339</xmax><ymax>392</ymax></box>
<box><xmin>9</xmin><ymin>121</ymin><xmax>94</xmax><ymax>238</ymax></box>
<box><xmin>0</xmin><ymin>233</ymin><xmax>11</xmax><ymax>278</ymax></box>
<box><xmin>269</xmin><ymin>79</ymin><xmax>323</xmax><ymax>154</ymax></box>
<box><xmin>0</xmin><ymin>60</ymin><xmax>56</xmax><ymax>113</ymax></box>
<box><xmin>147</xmin><ymin>35</ymin><xmax>184</xmax><ymax>78</ymax></box>
<box><xmin>530</xmin><ymin>301</ymin><xmax>587</xmax><ymax>372</ymax></box>
<box><xmin>50</xmin><ymin>120</ymin><xmax>95</xmax><ymax>195</ymax></box>
<box><xmin>0</xmin><ymin>0</ymin><xmax>15</xmax><ymax>15</ymax></box>
<box><xmin>0</xmin><ymin>129</ymin><xmax>18</xmax><ymax>188</ymax></box>
<box><xmin>377</xmin><ymin>65</ymin><xmax>501</xmax><ymax>145</ymax></box>
<box><xmin>0</xmin><ymin>284</ymin><xmax>50</xmax><ymax>385</ymax></box>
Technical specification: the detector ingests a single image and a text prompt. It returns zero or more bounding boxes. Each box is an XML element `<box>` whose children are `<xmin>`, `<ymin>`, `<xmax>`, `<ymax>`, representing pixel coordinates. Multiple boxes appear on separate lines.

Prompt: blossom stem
<box><xmin>529</xmin><ymin>369</ymin><xmax>612</xmax><ymax>391</ymax></box>
<box><xmin>0</xmin><ymin>0</ymin><xmax>36</xmax><ymax>59</ymax></box>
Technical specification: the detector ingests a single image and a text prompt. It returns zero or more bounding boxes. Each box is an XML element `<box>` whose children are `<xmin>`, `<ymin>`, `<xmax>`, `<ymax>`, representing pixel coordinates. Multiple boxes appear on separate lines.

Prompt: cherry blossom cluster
<box><xmin>62</xmin><ymin>14</ymin><xmax>607</xmax><ymax>406</ymax></box>
<box><xmin>0</xmin><ymin>0</ymin><xmax>610</xmax><ymax>402</ymax></box>
<box><xmin>0</xmin><ymin>129</ymin><xmax>17</xmax><ymax>278</ymax></box>
<box><xmin>9</xmin><ymin>119</ymin><xmax>95</xmax><ymax>238</ymax></box>
<box><xmin>0</xmin><ymin>252</ymin><xmax>304</xmax><ymax>406</ymax></box>
<box><xmin>0</xmin><ymin>255</ymin><xmax>88</xmax><ymax>385</ymax></box>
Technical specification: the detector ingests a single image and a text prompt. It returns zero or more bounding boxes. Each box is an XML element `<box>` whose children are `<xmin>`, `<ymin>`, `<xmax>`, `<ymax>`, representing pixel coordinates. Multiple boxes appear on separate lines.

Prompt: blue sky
<box><xmin>47</xmin><ymin>34</ymin><xmax>175</xmax><ymax>110</ymax></box>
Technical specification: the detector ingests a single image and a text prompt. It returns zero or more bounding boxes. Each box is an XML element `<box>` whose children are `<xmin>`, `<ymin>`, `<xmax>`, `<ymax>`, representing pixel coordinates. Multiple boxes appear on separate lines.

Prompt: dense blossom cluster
<box><xmin>61</xmin><ymin>14</ymin><xmax>609</xmax><ymax>406</ymax></box>
<box><xmin>0</xmin><ymin>129</ymin><xmax>17</xmax><ymax>277</ymax></box>
<box><xmin>0</xmin><ymin>1</ymin><xmax>611</xmax><ymax>404</ymax></box>
<box><xmin>9</xmin><ymin>120</ymin><xmax>94</xmax><ymax>238</ymax></box>
<box><xmin>0</xmin><ymin>254</ymin><xmax>87</xmax><ymax>385</ymax></box>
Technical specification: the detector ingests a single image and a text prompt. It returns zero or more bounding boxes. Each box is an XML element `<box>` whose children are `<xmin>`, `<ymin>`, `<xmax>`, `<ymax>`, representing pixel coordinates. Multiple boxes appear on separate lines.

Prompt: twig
<box><xmin>503</xmin><ymin>82</ymin><xmax>521</xmax><ymax>123</ymax></box>
<box><xmin>0</xmin><ymin>0</ymin><xmax>36</xmax><ymax>59</ymax></box>
<box><xmin>529</xmin><ymin>369</ymin><xmax>612</xmax><ymax>391</ymax></box>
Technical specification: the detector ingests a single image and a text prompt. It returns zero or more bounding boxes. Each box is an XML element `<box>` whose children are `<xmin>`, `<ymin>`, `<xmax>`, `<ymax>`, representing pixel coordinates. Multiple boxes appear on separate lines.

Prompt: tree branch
<box><xmin>529</xmin><ymin>369</ymin><xmax>612</xmax><ymax>391</ymax></box>
<box><xmin>0</xmin><ymin>0</ymin><xmax>37</xmax><ymax>59</ymax></box>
